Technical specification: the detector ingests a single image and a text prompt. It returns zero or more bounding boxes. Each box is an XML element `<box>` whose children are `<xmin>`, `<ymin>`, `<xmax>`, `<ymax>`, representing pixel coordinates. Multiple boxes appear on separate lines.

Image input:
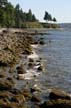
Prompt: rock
<box><xmin>16</xmin><ymin>66</ymin><xmax>26</xmax><ymax>74</ymax></box>
<box><xmin>39</xmin><ymin>99</ymin><xmax>71</xmax><ymax>108</ymax></box>
<box><xmin>0</xmin><ymin>91</ymin><xmax>12</xmax><ymax>99</ymax></box>
<box><xmin>0</xmin><ymin>61</ymin><xmax>7</xmax><ymax>67</ymax></box>
<box><xmin>30</xmin><ymin>88</ymin><xmax>36</xmax><ymax>93</ymax></box>
<box><xmin>37</xmin><ymin>65</ymin><xmax>43</xmax><ymax>71</ymax></box>
<box><xmin>39</xmin><ymin>40</ymin><xmax>45</xmax><ymax>45</ymax></box>
<box><xmin>11</xmin><ymin>94</ymin><xmax>25</xmax><ymax>104</ymax></box>
<box><xmin>28</xmin><ymin>62</ymin><xmax>34</xmax><ymax>68</ymax></box>
<box><xmin>30</xmin><ymin>84</ymin><xmax>41</xmax><ymax>93</ymax></box>
<box><xmin>0</xmin><ymin>73</ymin><xmax>6</xmax><ymax>78</ymax></box>
<box><xmin>49</xmin><ymin>88</ymin><xmax>71</xmax><ymax>100</ymax></box>
<box><xmin>22</xmin><ymin>89</ymin><xmax>31</xmax><ymax>98</ymax></box>
<box><xmin>17</xmin><ymin>74</ymin><xmax>25</xmax><ymax>80</ymax></box>
<box><xmin>0</xmin><ymin>80</ymin><xmax>14</xmax><ymax>90</ymax></box>
<box><xmin>0</xmin><ymin>99</ymin><xmax>19</xmax><ymax>108</ymax></box>
<box><xmin>29</xmin><ymin>58</ymin><xmax>34</xmax><ymax>62</ymax></box>
<box><xmin>6</xmin><ymin>77</ymin><xmax>15</xmax><ymax>85</ymax></box>
<box><xmin>10</xmin><ymin>88</ymin><xmax>22</xmax><ymax>95</ymax></box>
<box><xmin>34</xmin><ymin>41</ymin><xmax>38</xmax><ymax>44</ymax></box>
<box><xmin>24</xmin><ymin>48</ymin><xmax>32</xmax><ymax>55</ymax></box>
<box><xmin>0</xmin><ymin>31</ymin><xmax>33</xmax><ymax>65</ymax></box>
<box><xmin>31</xmin><ymin>95</ymin><xmax>41</xmax><ymax>103</ymax></box>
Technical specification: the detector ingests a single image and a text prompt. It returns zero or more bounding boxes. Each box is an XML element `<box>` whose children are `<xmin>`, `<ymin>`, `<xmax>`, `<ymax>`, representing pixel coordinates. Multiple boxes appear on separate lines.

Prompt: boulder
<box><xmin>16</xmin><ymin>66</ymin><xmax>26</xmax><ymax>74</ymax></box>
<box><xmin>10</xmin><ymin>88</ymin><xmax>22</xmax><ymax>95</ymax></box>
<box><xmin>28</xmin><ymin>62</ymin><xmax>34</xmax><ymax>68</ymax></box>
<box><xmin>31</xmin><ymin>95</ymin><xmax>41</xmax><ymax>103</ymax></box>
<box><xmin>30</xmin><ymin>84</ymin><xmax>41</xmax><ymax>93</ymax></box>
<box><xmin>37</xmin><ymin>65</ymin><xmax>43</xmax><ymax>71</ymax></box>
<box><xmin>22</xmin><ymin>89</ymin><xmax>31</xmax><ymax>98</ymax></box>
<box><xmin>11</xmin><ymin>94</ymin><xmax>25</xmax><ymax>104</ymax></box>
<box><xmin>0</xmin><ymin>80</ymin><xmax>14</xmax><ymax>90</ymax></box>
<box><xmin>39</xmin><ymin>99</ymin><xmax>71</xmax><ymax>108</ymax></box>
<box><xmin>0</xmin><ymin>91</ymin><xmax>12</xmax><ymax>99</ymax></box>
<box><xmin>0</xmin><ymin>73</ymin><xmax>6</xmax><ymax>78</ymax></box>
<box><xmin>39</xmin><ymin>40</ymin><xmax>45</xmax><ymax>45</ymax></box>
<box><xmin>29</xmin><ymin>58</ymin><xmax>34</xmax><ymax>62</ymax></box>
<box><xmin>17</xmin><ymin>74</ymin><xmax>25</xmax><ymax>80</ymax></box>
<box><xmin>49</xmin><ymin>89</ymin><xmax>71</xmax><ymax>100</ymax></box>
<box><xmin>6</xmin><ymin>77</ymin><xmax>15</xmax><ymax>85</ymax></box>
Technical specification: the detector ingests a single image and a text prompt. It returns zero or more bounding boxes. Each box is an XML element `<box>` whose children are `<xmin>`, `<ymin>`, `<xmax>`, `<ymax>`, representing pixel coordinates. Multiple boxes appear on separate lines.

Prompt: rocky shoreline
<box><xmin>0</xmin><ymin>29</ymin><xmax>71</xmax><ymax>108</ymax></box>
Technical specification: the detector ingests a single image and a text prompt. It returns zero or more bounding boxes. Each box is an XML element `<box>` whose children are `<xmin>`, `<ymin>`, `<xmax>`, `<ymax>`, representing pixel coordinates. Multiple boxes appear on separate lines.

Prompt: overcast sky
<box><xmin>8</xmin><ymin>0</ymin><xmax>71</xmax><ymax>23</ymax></box>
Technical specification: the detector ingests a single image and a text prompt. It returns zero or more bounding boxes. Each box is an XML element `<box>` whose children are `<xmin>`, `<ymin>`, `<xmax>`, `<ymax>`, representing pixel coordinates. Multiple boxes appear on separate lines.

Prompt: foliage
<box><xmin>41</xmin><ymin>22</ymin><xmax>58</xmax><ymax>28</ymax></box>
<box><xmin>44</xmin><ymin>11</ymin><xmax>52</xmax><ymax>21</ymax></box>
<box><xmin>44</xmin><ymin>11</ymin><xmax>57</xmax><ymax>22</ymax></box>
<box><xmin>0</xmin><ymin>0</ymin><xmax>38</xmax><ymax>28</ymax></box>
<box><xmin>23</xmin><ymin>22</ymin><xmax>43</xmax><ymax>28</ymax></box>
<box><xmin>0</xmin><ymin>0</ymin><xmax>57</xmax><ymax>28</ymax></box>
<box><xmin>53</xmin><ymin>17</ymin><xmax>57</xmax><ymax>22</ymax></box>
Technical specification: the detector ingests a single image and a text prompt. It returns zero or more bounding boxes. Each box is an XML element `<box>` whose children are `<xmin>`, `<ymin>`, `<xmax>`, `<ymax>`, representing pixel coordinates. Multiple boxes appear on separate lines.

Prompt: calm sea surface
<box><xmin>36</xmin><ymin>29</ymin><xmax>71</xmax><ymax>93</ymax></box>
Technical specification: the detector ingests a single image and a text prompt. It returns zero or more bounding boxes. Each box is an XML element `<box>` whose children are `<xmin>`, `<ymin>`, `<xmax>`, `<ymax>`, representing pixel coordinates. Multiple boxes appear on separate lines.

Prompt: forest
<box><xmin>0</xmin><ymin>0</ymin><xmax>57</xmax><ymax>28</ymax></box>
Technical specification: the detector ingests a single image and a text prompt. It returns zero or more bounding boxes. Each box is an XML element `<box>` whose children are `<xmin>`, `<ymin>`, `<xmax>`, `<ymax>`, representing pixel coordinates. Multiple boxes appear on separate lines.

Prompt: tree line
<box><xmin>0</xmin><ymin>0</ymin><xmax>57</xmax><ymax>28</ymax></box>
<box><xmin>0</xmin><ymin>0</ymin><xmax>37</xmax><ymax>28</ymax></box>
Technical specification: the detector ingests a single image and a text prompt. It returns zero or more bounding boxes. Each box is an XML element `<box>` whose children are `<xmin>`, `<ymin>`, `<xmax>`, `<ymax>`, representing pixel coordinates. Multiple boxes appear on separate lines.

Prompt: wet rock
<box><xmin>16</xmin><ymin>66</ymin><xmax>26</xmax><ymax>74</ymax></box>
<box><xmin>0</xmin><ymin>61</ymin><xmax>7</xmax><ymax>67</ymax></box>
<box><xmin>28</xmin><ymin>62</ymin><xmax>34</xmax><ymax>68</ymax></box>
<box><xmin>49</xmin><ymin>88</ymin><xmax>71</xmax><ymax>100</ymax></box>
<box><xmin>0</xmin><ymin>99</ymin><xmax>10</xmax><ymax>108</ymax></box>
<box><xmin>11</xmin><ymin>94</ymin><xmax>25</xmax><ymax>104</ymax></box>
<box><xmin>22</xmin><ymin>89</ymin><xmax>31</xmax><ymax>98</ymax></box>
<box><xmin>23</xmin><ymin>48</ymin><xmax>33</xmax><ymax>55</ymax></box>
<box><xmin>0</xmin><ymin>31</ymin><xmax>33</xmax><ymax>65</ymax></box>
<box><xmin>0</xmin><ymin>73</ymin><xmax>6</xmax><ymax>78</ymax></box>
<box><xmin>37</xmin><ymin>65</ymin><xmax>43</xmax><ymax>71</ymax></box>
<box><xmin>0</xmin><ymin>80</ymin><xmax>14</xmax><ymax>90</ymax></box>
<box><xmin>39</xmin><ymin>40</ymin><xmax>45</xmax><ymax>45</ymax></box>
<box><xmin>6</xmin><ymin>77</ymin><xmax>15</xmax><ymax>85</ymax></box>
<box><xmin>31</xmin><ymin>95</ymin><xmax>41</xmax><ymax>103</ymax></box>
<box><xmin>29</xmin><ymin>58</ymin><xmax>34</xmax><ymax>62</ymax></box>
<box><xmin>17</xmin><ymin>74</ymin><xmax>25</xmax><ymax>80</ymax></box>
<box><xmin>34</xmin><ymin>41</ymin><xmax>38</xmax><ymax>44</ymax></box>
<box><xmin>0</xmin><ymin>99</ymin><xmax>19</xmax><ymax>108</ymax></box>
<box><xmin>39</xmin><ymin>99</ymin><xmax>71</xmax><ymax>108</ymax></box>
<box><xmin>30</xmin><ymin>84</ymin><xmax>41</xmax><ymax>93</ymax></box>
<box><xmin>0</xmin><ymin>91</ymin><xmax>13</xmax><ymax>99</ymax></box>
<box><xmin>10</xmin><ymin>88</ymin><xmax>22</xmax><ymax>95</ymax></box>
<box><xmin>30</xmin><ymin>88</ymin><xmax>36</xmax><ymax>93</ymax></box>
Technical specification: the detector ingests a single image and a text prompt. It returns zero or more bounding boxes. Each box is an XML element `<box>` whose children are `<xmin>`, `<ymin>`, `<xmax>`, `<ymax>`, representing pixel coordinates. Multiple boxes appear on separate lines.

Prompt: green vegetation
<box><xmin>0</xmin><ymin>0</ymin><xmax>38</xmax><ymax>28</ymax></box>
<box><xmin>23</xmin><ymin>22</ymin><xmax>43</xmax><ymax>28</ymax></box>
<box><xmin>41</xmin><ymin>22</ymin><xmax>59</xmax><ymax>28</ymax></box>
<box><xmin>44</xmin><ymin>11</ymin><xmax>57</xmax><ymax>22</ymax></box>
<box><xmin>0</xmin><ymin>0</ymin><xmax>58</xmax><ymax>28</ymax></box>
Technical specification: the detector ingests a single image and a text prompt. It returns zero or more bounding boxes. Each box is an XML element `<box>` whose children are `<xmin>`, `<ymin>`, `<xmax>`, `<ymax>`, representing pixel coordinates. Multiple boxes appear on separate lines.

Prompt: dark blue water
<box><xmin>37</xmin><ymin>29</ymin><xmax>71</xmax><ymax>93</ymax></box>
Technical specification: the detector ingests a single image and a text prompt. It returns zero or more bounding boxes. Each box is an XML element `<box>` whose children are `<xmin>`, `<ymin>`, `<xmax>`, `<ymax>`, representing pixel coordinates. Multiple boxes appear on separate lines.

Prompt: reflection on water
<box><xmin>36</xmin><ymin>30</ymin><xmax>71</xmax><ymax>93</ymax></box>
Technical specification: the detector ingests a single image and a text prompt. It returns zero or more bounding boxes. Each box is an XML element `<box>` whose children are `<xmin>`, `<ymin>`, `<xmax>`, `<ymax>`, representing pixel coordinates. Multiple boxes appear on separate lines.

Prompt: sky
<box><xmin>8</xmin><ymin>0</ymin><xmax>71</xmax><ymax>23</ymax></box>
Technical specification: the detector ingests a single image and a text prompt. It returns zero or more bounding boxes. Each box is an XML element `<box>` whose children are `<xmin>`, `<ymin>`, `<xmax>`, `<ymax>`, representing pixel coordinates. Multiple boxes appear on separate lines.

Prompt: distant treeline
<box><xmin>0</xmin><ymin>0</ymin><xmax>38</xmax><ymax>28</ymax></box>
<box><xmin>0</xmin><ymin>0</ymin><xmax>57</xmax><ymax>28</ymax></box>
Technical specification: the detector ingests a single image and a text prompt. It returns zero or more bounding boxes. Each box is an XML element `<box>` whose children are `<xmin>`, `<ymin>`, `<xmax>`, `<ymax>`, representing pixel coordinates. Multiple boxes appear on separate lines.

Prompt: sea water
<box><xmin>36</xmin><ymin>29</ymin><xmax>71</xmax><ymax>93</ymax></box>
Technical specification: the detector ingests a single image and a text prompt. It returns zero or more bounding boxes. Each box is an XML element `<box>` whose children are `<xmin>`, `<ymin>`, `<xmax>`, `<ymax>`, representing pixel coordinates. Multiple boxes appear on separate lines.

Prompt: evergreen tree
<box><xmin>44</xmin><ymin>11</ymin><xmax>52</xmax><ymax>22</ymax></box>
<box><xmin>15</xmin><ymin>4</ymin><xmax>21</xmax><ymax>28</ymax></box>
<box><xmin>26</xmin><ymin>9</ymin><xmax>32</xmax><ymax>22</ymax></box>
<box><xmin>23</xmin><ymin>12</ymin><xmax>27</xmax><ymax>22</ymax></box>
<box><xmin>0</xmin><ymin>7</ymin><xmax>4</xmax><ymax>26</ymax></box>
<box><xmin>53</xmin><ymin>17</ymin><xmax>57</xmax><ymax>22</ymax></box>
<box><xmin>0</xmin><ymin>0</ymin><xmax>38</xmax><ymax>27</ymax></box>
<box><xmin>32</xmin><ymin>14</ymin><xmax>37</xmax><ymax>22</ymax></box>
<box><xmin>4</xmin><ymin>2</ymin><xmax>15</xmax><ymax>27</ymax></box>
